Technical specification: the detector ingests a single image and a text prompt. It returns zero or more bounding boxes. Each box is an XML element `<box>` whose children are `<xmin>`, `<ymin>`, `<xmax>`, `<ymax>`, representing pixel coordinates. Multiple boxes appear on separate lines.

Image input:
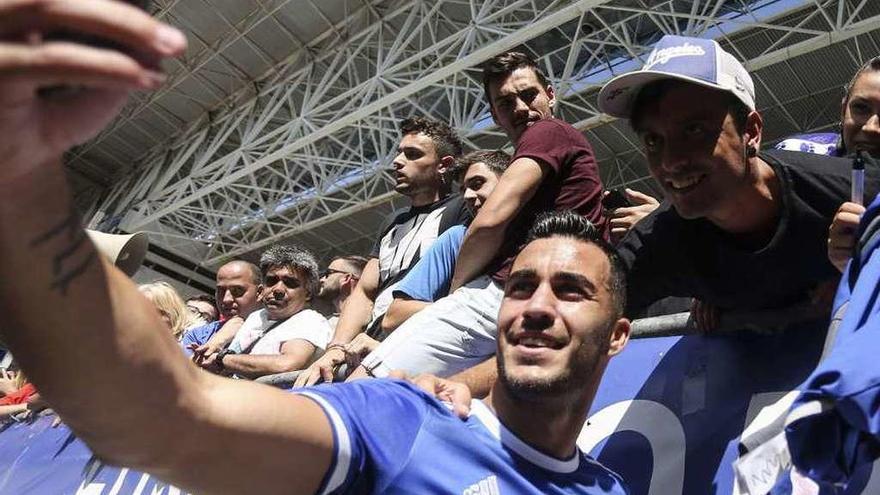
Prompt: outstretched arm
<box><xmin>0</xmin><ymin>3</ymin><xmax>333</xmax><ymax>493</ymax></box>
<box><xmin>450</xmin><ymin>158</ymin><xmax>546</xmax><ymax>291</ymax></box>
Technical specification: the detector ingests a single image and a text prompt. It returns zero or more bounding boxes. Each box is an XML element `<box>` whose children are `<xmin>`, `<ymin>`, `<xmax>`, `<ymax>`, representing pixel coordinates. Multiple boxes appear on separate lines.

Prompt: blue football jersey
<box><xmin>785</xmin><ymin>192</ymin><xmax>880</xmax><ymax>487</ymax></box>
<box><xmin>298</xmin><ymin>379</ymin><xmax>628</xmax><ymax>494</ymax></box>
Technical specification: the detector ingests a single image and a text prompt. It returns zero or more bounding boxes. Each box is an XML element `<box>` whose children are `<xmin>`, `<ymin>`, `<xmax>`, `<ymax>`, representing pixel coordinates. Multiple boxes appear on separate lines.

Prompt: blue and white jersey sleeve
<box><xmin>393</xmin><ymin>225</ymin><xmax>466</xmax><ymax>302</ymax></box>
<box><xmin>296</xmin><ymin>379</ymin><xmax>431</xmax><ymax>494</ymax></box>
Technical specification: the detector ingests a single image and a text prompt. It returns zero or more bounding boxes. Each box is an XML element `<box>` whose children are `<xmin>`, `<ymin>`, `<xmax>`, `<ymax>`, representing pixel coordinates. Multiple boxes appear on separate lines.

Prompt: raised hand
<box><xmin>828</xmin><ymin>201</ymin><xmax>866</xmax><ymax>273</ymax></box>
<box><xmin>0</xmin><ymin>0</ymin><xmax>187</xmax><ymax>181</ymax></box>
<box><xmin>607</xmin><ymin>188</ymin><xmax>660</xmax><ymax>243</ymax></box>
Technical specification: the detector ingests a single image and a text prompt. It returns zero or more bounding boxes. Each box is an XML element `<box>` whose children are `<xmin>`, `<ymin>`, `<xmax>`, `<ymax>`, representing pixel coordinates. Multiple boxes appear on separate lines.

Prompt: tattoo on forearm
<box><xmin>29</xmin><ymin>209</ymin><xmax>95</xmax><ymax>295</ymax></box>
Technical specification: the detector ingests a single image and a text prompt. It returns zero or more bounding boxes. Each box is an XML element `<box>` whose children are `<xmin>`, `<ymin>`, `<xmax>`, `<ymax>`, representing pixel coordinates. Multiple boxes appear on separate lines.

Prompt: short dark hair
<box><xmin>844</xmin><ymin>56</ymin><xmax>880</xmax><ymax>108</ymax></box>
<box><xmin>335</xmin><ymin>255</ymin><xmax>369</xmax><ymax>278</ymax></box>
<box><xmin>630</xmin><ymin>80</ymin><xmax>750</xmax><ymax>135</ymax></box>
<box><xmin>525</xmin><ymin>210</ymin><xmax>626</xmax><ymax>319</ymax></box>
<box><xmin>259</xmin><ymin>244</ymin><xmax>320</xmax><ymax>297</ymax></box>
<box><xmin>481</xmin><ymin>51</ymin><xmax>549</xmax><ymax>104</ymax></box>
<box><xmin>840</xmin><ymin>56</ymin><xmax>880</xmax><ymax>154</ymax></box>
<box><xmin>186</xmin><ymin>294</ymin><xmax>215</xmax><ymax>306</ymax></box>
<box><xmin>449</xmin><ymin>149</ymin><xmax>511</xmax><ymax>183</ymax></box>
<box><xmin>399</xmin><ymin>117</ymin><xmax>463</xmax><ymax>160</ymax></box>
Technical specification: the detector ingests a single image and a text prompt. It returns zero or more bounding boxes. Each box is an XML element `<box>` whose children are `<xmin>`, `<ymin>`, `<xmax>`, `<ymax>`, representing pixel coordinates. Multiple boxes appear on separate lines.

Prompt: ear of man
<box><xmin>607</xmin><ymin>318</ymin><xmax>631</xmax><ymax>357</ymax></box>
<box><xmin>438</xmin><ymin>155</ymin><xmax>456</xmax><ymax>176</ymax></box>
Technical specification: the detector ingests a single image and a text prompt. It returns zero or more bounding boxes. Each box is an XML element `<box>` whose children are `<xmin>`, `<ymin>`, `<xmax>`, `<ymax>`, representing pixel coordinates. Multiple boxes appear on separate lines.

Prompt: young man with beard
<box><xmin>201</xmin><ymin>245</ymin><xmax>332</xmax><ymax>379</ymax></box>
<box><xmin>596</xmin><ymin>34</ymin><xmax>880</xmax><ymax>321</ymax></box>
<box><xmin>379</xmin><ymin>149</ymin><xmax>511</xmax><ymax>333</ymax></box>
<box><xmin>295</xmin><ymin>117</ymin><xmax>471</xmax><ymax>386</ymax></box>
<box><xmin>346</xmin><ymin>51</ymin><xmax>607</xmax><ymax>381</ymax></box>
<box><xmin>314</xmin><ymin>256</ymin><xmax>368</xmax><ymax>330</ymax></box>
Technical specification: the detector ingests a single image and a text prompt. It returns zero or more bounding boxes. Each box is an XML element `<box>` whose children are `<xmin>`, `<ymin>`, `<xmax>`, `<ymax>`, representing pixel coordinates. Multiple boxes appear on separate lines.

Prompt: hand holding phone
<box><xmin>606</xmin><ymin>188</ymin><xmax>661</xmax><ymax>243</ymax></box>
<box><xmin>0</xmin><ymin>0</ymin><xmax>186</xmax><ymax>179</ymax></box>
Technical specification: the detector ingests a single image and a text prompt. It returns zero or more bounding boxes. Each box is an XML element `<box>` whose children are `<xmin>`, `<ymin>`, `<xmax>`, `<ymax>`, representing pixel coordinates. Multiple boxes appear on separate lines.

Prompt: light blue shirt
<box><xmin>393</xmin><ymin>225</ymin><xmax>465</xmax><ymax>302</ymax></box>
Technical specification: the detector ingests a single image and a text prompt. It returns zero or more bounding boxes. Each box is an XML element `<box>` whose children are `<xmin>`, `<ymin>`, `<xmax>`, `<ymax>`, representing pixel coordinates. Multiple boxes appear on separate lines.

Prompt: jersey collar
<box><xmin>470</xmin><ymin>399</ymin><xmax>581</xmax><ymax>473</ymax></box>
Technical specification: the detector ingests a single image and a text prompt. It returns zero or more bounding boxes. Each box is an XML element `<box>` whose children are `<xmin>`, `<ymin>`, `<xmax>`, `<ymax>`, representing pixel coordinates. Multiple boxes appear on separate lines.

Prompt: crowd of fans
<box><xmin>2</xmin><ymin>2</ymin><xmax>880</xmax><ymax>493</ymax></box>
<box><xmin>100</xmin><ymin>38</ymin><xmax>879</xmax><ymax>391</ymax></box>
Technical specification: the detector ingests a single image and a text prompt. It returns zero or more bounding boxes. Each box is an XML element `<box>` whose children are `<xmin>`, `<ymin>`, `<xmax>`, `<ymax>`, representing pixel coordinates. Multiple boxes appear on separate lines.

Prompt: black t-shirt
<box><xmin>369</xmin><ymin>194</ymin><xmax>471</xmax><ymax>316</ymax></box>
<box><xmin>619</xmin><ymin>149</ymin><xmax>880</xmax><ymax>315</ymax></box>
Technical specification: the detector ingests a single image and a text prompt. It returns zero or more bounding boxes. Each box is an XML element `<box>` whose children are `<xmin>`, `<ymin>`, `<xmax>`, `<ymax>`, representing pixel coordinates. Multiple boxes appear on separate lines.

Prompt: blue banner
<box><xmin>0</xmin><ymin>416</ymin><xmax>188</xmax><ymax>495</ymax></box>
<box><xmin>2</xmin><ymin>319</ymin><xmax>878</xmax><ymax>494</ymax></box>
<box><xmin>582</xmin><ymin>319</ymin><xmax>879</xmax><ymax>494</ymax></box>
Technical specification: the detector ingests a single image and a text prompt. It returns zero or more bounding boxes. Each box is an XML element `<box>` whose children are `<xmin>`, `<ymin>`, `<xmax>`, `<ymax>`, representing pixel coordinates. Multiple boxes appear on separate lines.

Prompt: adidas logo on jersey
<box><xmin>462</xmin><ymin>474</ymin><xmax>500</xmax><ymax>495</ymax></box>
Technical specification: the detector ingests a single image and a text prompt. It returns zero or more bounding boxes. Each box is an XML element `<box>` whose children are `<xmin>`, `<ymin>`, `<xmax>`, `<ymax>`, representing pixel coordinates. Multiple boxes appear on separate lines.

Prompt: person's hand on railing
<box><xmin>342</xmin><ymin>334</ymin><xmax>380</xmax><ymax>370</ymax></box>
<box><xmin>828</xmin><ymin>201</ymin><xmax>866</xmax><ymax>273</ymax></box>
<box><xmin>293</xmin><ymin>346</ymin><xmax>347</xmax><ymax>387</ymax></box>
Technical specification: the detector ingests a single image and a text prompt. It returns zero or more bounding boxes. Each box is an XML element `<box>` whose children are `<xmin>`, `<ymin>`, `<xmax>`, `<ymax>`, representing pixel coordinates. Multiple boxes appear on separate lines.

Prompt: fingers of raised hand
<box><xmin>837</xmin><ymin>201</ymin><xmax>867</xmax><ymax>217</ymax></box>
<box><xmin>0</xmin><ymin>0</ymin><xmax>186</xmax><ymax>57</ymax></box>
<box><xmin>625</xmin><ymin>188</ymin><xmax>660</xmax><ymax>206</ymax></box>
<box><xmin>0</xmin><ymin>0</ymin><xmax>186</xmax><ymax>94</ymax></box>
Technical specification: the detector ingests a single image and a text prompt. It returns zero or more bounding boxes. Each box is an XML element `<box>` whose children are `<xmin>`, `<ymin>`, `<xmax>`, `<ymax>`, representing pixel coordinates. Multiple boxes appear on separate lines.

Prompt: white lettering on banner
<box><xmin>75</xmin><ymin>463</ymin><xmax>187</xmax><ymax>495</ymax></box>
<box><xmin>644</xmin><ymin>43</ymin><xmax>706</xmax><ymax>68</ymax></box>
<box><xmin>578</xmin><ymin>400</ymin><xmax>685</xmax><ymax>495</ymax></box>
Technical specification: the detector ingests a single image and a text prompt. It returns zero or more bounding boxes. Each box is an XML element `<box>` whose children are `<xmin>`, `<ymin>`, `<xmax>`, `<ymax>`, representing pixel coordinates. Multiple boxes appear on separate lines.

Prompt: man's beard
<box><xmin>497</xmin><ymin>326</ymin><xmax>610</xmax><ymax>401</ymax></box>
<box><xmin>317</xmin><ymin>285</ymin><xmax>339</xmax><ymax>300</ymax></box>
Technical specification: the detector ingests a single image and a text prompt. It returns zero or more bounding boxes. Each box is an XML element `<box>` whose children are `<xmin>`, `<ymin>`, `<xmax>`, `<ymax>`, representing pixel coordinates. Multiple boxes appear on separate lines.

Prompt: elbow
<box><xmin>381</xmin><ymin>304</ymin><xmax>404</xmax><ymax>333</ymax></box>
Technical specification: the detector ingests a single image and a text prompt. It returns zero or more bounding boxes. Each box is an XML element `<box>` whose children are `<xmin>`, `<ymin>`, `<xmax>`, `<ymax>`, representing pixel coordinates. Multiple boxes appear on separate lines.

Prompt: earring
<box><xmin>746</xmin><ymin>146</ymin><xmax>757</xmax><ymax>158</ymax></box>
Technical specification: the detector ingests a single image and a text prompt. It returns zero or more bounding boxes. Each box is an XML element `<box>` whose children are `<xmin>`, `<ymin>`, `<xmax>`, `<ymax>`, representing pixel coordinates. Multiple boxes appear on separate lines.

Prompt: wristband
<box><xmin>326</xmin><ymin>343</ymin><xmax>348</xmax><ymax>354</ymax></box>
<box><xmin>216</xmin><ymin>348</ymin><xmax>236</xmax><ymax>369</ymax></box>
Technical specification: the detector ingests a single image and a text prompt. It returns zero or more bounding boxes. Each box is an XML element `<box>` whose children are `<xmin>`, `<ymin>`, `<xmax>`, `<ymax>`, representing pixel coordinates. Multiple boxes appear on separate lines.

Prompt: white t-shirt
<box><xmin>229</xmin><ymin>308</ymin><xmax>331</xmax><ymax>355</ymax></box>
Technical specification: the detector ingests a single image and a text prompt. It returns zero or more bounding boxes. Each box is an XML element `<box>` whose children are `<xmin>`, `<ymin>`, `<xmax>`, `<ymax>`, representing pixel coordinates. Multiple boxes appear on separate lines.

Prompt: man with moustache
<box><xmin>200</xmin><ymin>245</ymin><xmax>331</xmax><ymax>379</ymax></box>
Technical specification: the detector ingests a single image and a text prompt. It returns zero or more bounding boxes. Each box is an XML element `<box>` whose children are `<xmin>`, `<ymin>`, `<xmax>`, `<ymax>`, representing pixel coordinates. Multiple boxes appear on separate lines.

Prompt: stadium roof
<box><xmin>69</xmin><ymin>0</ymin><xmax>880</xmax><ymax>270</ymax></box>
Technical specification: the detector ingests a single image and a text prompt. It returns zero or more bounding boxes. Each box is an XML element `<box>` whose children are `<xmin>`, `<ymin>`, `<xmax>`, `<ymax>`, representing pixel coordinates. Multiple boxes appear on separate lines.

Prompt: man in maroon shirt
<box><xmin>348</xmin><ymin>51</ymin><xmax>606</xmax><ymax>382</ymax></box>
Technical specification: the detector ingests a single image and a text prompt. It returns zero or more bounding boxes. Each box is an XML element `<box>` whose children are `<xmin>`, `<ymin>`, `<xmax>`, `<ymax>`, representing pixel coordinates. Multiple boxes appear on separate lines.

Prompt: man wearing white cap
<box><xmin>597</xmin><ymin>35</ymin><xmax>878</xmax><ymax>322</ymax></box>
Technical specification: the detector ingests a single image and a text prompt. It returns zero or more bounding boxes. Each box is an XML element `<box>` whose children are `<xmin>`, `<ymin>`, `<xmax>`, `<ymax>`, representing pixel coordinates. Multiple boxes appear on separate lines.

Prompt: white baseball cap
<box><xmin>598</xmin><ymin>35</ymin><xmax>755</xmax><ymax>118</ymax></box>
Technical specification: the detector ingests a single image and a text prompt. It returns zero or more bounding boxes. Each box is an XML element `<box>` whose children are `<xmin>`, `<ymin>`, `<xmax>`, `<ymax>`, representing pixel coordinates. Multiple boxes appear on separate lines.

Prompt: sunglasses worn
<box><xmin>264</xmin><ymin>275</ymin><xmax>302</xmax><ymax>289</ymax></box>
<box><xmin>321</xmin><ymin>268</ymin><xmax>353</xmax><ymax>278</ymax></box>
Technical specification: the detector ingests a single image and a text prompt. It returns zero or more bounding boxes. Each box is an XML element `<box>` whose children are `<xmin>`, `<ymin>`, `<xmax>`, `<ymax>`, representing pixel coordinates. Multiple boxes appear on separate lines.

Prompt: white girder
<box><xmin>88</xmin><ymin>0</ymin><xmax>880</xmax><ymax>266</ymax></box>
